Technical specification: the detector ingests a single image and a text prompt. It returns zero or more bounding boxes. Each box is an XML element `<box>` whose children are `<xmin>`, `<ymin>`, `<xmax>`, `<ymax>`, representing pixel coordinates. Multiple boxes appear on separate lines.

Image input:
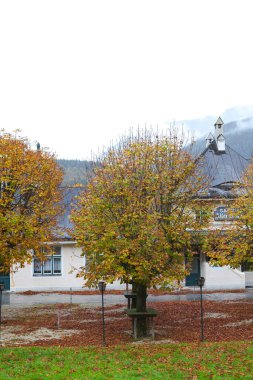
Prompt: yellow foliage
<box><xmin>0</xmin><ymin>130</ymin><xmax>64</xmax><ymax>271</ymax></box>
<box><xmin>205</xmin><ymin>160</ymin><xmax>253</xmax><ymax>267</ymax></box>
<box><xmin>71</xmin><ymin>129</ymin><xmax>211</xmax><ymax>287</ymax></box>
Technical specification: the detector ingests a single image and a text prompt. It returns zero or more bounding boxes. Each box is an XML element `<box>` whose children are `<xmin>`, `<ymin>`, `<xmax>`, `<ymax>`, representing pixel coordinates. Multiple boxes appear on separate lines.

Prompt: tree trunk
<box><xmin>131</xmin><ymin>282</ymin><xmax>137</xmax><ymax>309</ymax></box>
<box><xmin>135</xmin><ymin>283</ymin><xmax>147</xmax><ymax>338</ymax></box>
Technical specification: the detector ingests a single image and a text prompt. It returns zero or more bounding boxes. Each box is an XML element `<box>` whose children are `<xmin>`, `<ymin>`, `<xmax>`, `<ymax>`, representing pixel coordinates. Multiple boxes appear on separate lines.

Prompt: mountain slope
<box><xmin>59</xmin><ymin>106</ymin><xmax>253</xmax><ymax>185</ymax></box>
<box><xmin>192</xmin><ymin>118</ymin><xmax>253</xmax><ymax>159</ymax></box>
<box><xmin>58</xmin><ymin>159</ymin><xmax>94</xmax><ymax>185</ymax></box>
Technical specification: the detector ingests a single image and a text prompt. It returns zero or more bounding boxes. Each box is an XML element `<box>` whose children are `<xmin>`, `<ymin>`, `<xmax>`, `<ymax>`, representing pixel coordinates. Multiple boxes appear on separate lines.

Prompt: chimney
<box><xmin>214</xmin><ymin>117</ymin><xmax>225</xmax><ymax>152</ymax></box>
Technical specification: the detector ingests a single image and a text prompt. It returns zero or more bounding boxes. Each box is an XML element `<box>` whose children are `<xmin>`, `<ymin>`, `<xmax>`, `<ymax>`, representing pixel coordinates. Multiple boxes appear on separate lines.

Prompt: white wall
<box><xmin>11</xmin><ymin>242</ymin><xmax>85</xmax><ymax>291</ymax></box>
<box><xmin>11</xmin><ymin>241</ymin><xmax>246</xmax><ymax>291</ymax></box>
<box><xmin>11</xmin><ymin>242</ymin><xmax>127</xmax><ymax>291</ymax></box>
<box><xmin>201</xmin><ymin>260</ymin><xmax>245</xmax><ymax>290</ymax></box>
<box><xmin>245</xmin><ymin>272</ymin><xmax>253</xmax><ymax>287</ymax></box>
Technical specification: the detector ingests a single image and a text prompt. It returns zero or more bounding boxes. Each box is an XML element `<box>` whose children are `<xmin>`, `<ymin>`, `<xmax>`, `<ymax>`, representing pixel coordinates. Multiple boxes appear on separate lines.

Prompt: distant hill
<box><xmin>179</xmin><ymin>105</ymin><xmax>253</xmax><ymax>158</ymax></box>
<box><xmin>225</xmin><ymin>121</ymin><xmax>253</xmax><ymax>158</ymax></box>
<box><xmin>59</xmin><ymin>110</ymin><xmax>253</xmax><ymax>185</ymax></box>
<box><xmin>192</xmin><ymin>117</ymin><xmax>253</xmax><ymax>159</ymax></box>
<box><xmin>57</xmin><ymin>159</ymin><xmax>94</xmax><ymax>186</ymax></box>
<box><xmin>180</xmin><ymin>105</ymin><xmax>253</xmax><ymax>139</ymax></box>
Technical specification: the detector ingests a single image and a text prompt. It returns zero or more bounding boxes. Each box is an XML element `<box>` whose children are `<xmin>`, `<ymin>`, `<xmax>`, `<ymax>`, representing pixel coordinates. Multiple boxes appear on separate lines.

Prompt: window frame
<box><xmin>33</xmin><ymin>246</ymin><xmax>62</xmax><ymax>276</ymax></box>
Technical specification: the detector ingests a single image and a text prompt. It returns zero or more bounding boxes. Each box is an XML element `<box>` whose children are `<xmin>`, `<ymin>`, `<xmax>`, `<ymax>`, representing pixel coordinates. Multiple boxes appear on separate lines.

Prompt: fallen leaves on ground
<box><xmin>1</xmin><ymin>299</ymin><xmax>253</xmax><ymax>347</ymax></box>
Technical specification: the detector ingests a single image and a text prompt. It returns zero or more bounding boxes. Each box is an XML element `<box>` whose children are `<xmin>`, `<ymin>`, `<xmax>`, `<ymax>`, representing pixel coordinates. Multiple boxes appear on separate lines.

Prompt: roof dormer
<box><xmin>217</xmin><ymin>134</ymin><xmax>225</xmax><ymax>151</ymax></box>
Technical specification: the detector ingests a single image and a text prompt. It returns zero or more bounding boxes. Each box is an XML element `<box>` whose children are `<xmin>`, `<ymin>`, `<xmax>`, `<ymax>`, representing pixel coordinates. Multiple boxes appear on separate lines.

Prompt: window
<box><xmin>33</xmin><ymin>246</ymin><xmax>62</xmax><ymax>276</ymax></box>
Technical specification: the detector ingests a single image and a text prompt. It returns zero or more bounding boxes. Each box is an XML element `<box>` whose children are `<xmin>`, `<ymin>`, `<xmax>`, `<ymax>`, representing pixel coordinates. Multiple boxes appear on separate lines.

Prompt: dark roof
<box><xmin>55</xmin><ymin>133</ymin><xmax>250</xmax><ymax>234</ymax></box>
<box><xmin>200</xmin><ymin>141</ymin><xmax>249</xmax><ymax>188</ymax></box>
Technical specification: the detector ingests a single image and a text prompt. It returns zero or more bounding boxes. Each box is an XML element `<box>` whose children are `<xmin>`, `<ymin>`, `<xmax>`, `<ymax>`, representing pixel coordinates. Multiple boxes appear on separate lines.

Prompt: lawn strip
<box><xmin>0</xmin><ymin>341</ymin><xmax>252</xmax><ymax>379</ymax></box>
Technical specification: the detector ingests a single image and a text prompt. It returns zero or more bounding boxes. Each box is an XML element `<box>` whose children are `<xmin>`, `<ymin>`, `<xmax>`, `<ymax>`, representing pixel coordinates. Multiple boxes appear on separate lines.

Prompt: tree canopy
<box><xmin>71</xmin><ymin>129</ymin><xmax>210</xmax><ymax>288</ymax></box>
<box><xmin>0</xmin><ymin>130</ymin><xmax>64</xmax><ymax>271</ymax></box>
<box><xmin>206</xmin><ymin>161</ymin><xmax>253</xmax><ymax>268</ymax></box>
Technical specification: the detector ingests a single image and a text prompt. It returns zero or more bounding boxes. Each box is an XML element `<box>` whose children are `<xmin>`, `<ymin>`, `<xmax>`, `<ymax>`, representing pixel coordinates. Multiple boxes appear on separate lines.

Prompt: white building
<box><xmin>2</xmin><ymin>118</ymin><xmax>253</xmax><ymax>291</ymax></box>
<box><xmin>185</xmin><ymin>117</ymin><xmax>251</xmax><ymax>289</ymax></box>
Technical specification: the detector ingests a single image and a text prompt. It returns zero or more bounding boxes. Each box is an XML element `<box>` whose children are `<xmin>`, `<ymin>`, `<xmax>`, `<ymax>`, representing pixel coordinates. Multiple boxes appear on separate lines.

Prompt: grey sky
<box><xmin>1</xmin><ymin>0</ymin><xmax>253</xmax><ymax>159</ymax></box>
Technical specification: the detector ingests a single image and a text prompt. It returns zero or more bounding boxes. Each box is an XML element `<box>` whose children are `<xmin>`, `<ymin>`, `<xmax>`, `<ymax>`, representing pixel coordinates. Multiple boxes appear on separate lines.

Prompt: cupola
<box><xmin>205</xmin><ymin>132</ymin><xmax>214</xmax><ymax>148</ymax></box>
<box><xmin>214</xmin><ymin>117</ymin><xmax>225</xmax><ymax>152</ymax></box>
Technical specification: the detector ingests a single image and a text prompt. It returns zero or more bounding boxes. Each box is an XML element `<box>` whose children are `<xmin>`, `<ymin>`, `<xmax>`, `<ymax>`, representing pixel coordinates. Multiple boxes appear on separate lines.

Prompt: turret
<box><xmin>206</xmin><ymin>132</ymin><xmax>214</xmax><ymax>148</ymax></box>
<box><xmin>214</xmin><ymin>117</ymin><xmax>225</xmax><ymax>152</ymax></box>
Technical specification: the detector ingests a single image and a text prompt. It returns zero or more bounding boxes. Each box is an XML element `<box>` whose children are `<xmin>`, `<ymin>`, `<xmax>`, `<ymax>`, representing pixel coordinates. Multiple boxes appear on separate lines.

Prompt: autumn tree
<box><xmin>71</xmin><ymin>129</ymin><xmax>210</xmax><ymax>337</ymax></box>
<box><xmin>206</xmin><ymin>161</ymin><xmax>253</xmax><ymax>269</ymax></box>
<box><xmin>0</xmin><ymin>130</ymin><xmax>64</xmax><ymax>272</ymax></box>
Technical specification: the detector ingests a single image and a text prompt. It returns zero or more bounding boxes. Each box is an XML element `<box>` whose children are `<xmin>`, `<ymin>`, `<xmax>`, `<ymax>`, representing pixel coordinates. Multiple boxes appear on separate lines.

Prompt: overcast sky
<box><xmin>1</xmin><ymin>0</ymin><xmax>253</xmax><ymax>159</ymax></box>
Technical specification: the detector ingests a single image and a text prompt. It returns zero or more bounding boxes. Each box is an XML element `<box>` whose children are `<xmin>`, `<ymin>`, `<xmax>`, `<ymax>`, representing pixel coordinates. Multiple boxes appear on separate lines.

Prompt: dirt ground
<box><xmin>1</xmin><ymin>298</ymin><xmax>253</xmax><ymax>347</ymax></box>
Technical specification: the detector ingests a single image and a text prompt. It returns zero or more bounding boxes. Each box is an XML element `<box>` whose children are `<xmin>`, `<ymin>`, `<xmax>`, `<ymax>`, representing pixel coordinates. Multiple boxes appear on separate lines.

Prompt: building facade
<box><xmin>186</xmin><ymin>117</ymin><xmax>252</xmax><ymax>289</ymax></box>
<box><xmin>3</xmin><ymin>118</ymin><xmax>253</xmax><ymax>291</ymax></box>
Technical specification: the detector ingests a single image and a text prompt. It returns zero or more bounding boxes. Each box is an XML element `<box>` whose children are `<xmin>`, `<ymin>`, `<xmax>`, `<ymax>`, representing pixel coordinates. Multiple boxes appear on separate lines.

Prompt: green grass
<box><xmin>0</xmin><ymin>342</ymin><xmax>252</xmax><ymax>379</ymax></box>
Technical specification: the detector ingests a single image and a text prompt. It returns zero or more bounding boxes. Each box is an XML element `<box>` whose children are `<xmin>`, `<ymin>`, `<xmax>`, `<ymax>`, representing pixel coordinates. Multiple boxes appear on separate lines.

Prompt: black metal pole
<box><xmin>101</xmin><ymin>287</ymin><xmax>106</xmax><ymax>346</ymax></box>
<box><xmin>200</xmin><ymin>283</ymin><xmax>204</xmax><ymax>342</ymax></box>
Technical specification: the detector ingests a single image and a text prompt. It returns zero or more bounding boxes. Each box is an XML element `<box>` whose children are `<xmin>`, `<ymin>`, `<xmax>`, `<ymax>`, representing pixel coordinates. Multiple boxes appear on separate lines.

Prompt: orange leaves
<box><xmin>205</xmin><ymin>159</ymin><xmax>253</xmax><ymax>267</ymax></box>
<box><xmin>71</xmin><ymin>129</ymin><xmax>210</xmax><ymax>287</ymax></box>
<box><xmin>0</xmin><ymin>130</ymin><xmax>64</xmax><ymax>270</ymax></box>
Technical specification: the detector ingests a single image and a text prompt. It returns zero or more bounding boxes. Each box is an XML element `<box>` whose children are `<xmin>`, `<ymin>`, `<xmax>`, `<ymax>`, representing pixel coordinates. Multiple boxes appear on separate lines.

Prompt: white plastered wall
<box><xmin>199</xmin><ymin>203</ymin><xmax>245</xmax><ymax>290</ymax></box>
<box><xmin>11</xmin><ymin>242</ymin><xmax>85</xmax><ymax>291</ymax></box>
<box><xmin>200</xmin><ymin>255</ymin><xmax>245</xmax><ymax>290</ymax></box>
<box><xmin>11</xmin><ymin>241</ymin><xmax>126</xmax><ymax>291</ymax></box>
<box><xmin>245</xmin><ymin>272</ymin><xmax>253</xmax><ymax>287</ymax></box>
